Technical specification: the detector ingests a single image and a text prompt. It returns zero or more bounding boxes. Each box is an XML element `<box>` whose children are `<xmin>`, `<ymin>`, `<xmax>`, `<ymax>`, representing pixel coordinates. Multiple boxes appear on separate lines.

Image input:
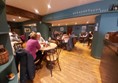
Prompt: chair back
<box><xmin>13</xmin><ymin>42</ymin><xmax>23</xmax><ymax>52</ymax></box>
<box><xmin>46</xmin><ymin>47</ymin><xmax>61</xmax><ymax>77</ymax></box>
<box><xmin>46</xmin><ymin>48</ymin><xmax>58</xmax><ymax>61</ymax></box>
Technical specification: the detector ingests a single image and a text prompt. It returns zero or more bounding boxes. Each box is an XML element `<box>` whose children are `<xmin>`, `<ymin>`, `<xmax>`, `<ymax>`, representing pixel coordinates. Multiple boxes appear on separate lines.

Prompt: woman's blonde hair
<box><xmin>29</xmin><ymin>31</ymin><xmax>37</xmax><ymax>39</ymax></box>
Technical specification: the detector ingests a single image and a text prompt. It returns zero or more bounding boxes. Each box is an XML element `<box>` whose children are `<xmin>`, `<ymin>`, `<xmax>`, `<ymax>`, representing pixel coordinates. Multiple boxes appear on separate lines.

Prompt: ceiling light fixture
<box><xmin>75</xmin><ymin>22</ymin><xmax>77</xmax><ymax>25</ymax></box>
<box><xmin>48</xmin><ymin>4</ymin><xmax>51</xmax><ymax>9</ymax></box>
<box><xmin>86</xmin><ymin>21</ymin><xmax>89</xmax><ymax>24</ymax></box>
<box><xmin>34</xmin><ymin>9</ymin><xmax>39</xmax><ymax>14</ymax></box>
<box><xmin>13</xmin><ymin>19</ymin><xmax>16</xmax><ymax>21</ymax></box>
<box><xmin>18</xmin><ymin>16</ymin><xmax>21</xmax><ymax>19</ymax></box>
<box><xmin>58</xmin><ymin>24</ymin><xmax>60</xmax><ymax>26</ymax></box>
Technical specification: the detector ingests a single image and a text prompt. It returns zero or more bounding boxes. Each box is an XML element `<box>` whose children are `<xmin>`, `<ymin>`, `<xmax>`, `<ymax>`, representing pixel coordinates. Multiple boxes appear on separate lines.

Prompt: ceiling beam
<box><xmin>6</xmin><ymin>5</ymin><xmax>42</xmax><ymax>21</ymax></box>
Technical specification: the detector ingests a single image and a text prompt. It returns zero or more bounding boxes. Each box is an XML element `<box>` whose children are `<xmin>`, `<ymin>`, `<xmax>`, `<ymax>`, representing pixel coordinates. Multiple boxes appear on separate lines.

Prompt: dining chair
<box><xmin>46</xmin><ymin>47</ymin><xmax>61</xmax><ymax>77</ymax></box>
<box><xmin>13</xmin><ymin>42</ymin><xmax>23</xmax><ymax>52</ymax></box>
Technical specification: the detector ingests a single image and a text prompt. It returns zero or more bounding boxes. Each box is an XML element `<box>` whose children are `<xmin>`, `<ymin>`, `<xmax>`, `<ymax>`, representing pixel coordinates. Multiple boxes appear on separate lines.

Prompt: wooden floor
<box><xmin>25</xmin><ymin>42</ymin><xmax>101</xmax><ymax>83</ymax></box>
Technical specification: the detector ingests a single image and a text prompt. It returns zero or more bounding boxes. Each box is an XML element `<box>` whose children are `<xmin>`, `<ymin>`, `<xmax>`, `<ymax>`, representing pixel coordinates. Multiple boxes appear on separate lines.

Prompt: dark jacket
<box><xmin>15</xmin><ymin>49</ymin><xmax>35</xmax><ymax>83</ymax></box>
<box><xmin>67</xmin><ymin>36</ymin><xmax>74</xmax><ymax>51</ymax></box>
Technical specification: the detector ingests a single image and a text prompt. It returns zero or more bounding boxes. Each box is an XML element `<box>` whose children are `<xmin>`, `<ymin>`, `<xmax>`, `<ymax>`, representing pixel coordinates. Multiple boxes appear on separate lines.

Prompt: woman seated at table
<box><xmin>25</xmin><ymin>31</ymin><xmax>43</xmax><ymax>69</ymax></box>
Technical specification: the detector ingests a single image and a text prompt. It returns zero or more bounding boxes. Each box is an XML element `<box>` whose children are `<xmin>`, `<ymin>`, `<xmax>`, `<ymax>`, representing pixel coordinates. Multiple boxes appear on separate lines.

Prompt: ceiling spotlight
<box><xmin>13</xmin><ymin>19</ymin><xmax>16</xmax><ymax>21</ymax></box>
<box><xmin>34</xmin><ymin>9</ymin><xmax>39</xmax><ymax>14</ymax></box>
<box><xmin>58</xmin><ymin>24</ymin><xmax>60</xmax><ymax>26</ymax></box>
<box><xmin>18</xmin><ymin>16</ymin><xmax>21</xmax><ymax>19</ymax></box>
<box><xmin>48</xmin><ymin>4</ymin><xmax>51</xmax><ymax>9</ymax></box>
<box><xmin>86</xmin><ymin>21</ymin><xmax>89</xmax><ymax>24</ymax></box>
<box><xmin>75</xmin><ymin>22</ymin><xmax>77</xmax><ymax>25</ymax></box>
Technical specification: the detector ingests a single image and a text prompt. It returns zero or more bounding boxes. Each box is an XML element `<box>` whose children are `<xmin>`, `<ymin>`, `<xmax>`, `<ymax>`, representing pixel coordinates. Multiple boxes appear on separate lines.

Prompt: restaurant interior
<box><xmin>0</xmin><ymin>0</ymin><xmax>118</xmax><ymax>83</ymax></box>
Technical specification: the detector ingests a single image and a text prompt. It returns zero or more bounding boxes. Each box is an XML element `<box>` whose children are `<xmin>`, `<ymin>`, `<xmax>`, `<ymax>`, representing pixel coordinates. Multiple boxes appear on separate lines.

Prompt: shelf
<box><xmin>0</xmin><ymin>55</ymin><xmax>14</xmax><ymax>73</ymax></box>
<box><xmin>0</xmin><ymin>32</ymin><xmax>9</xmax><ymax>34</ymax></box>
<box><xmin>9</xmin><ymin>73</ymin><xmax>18</xmax><ymax>83</ymax></box>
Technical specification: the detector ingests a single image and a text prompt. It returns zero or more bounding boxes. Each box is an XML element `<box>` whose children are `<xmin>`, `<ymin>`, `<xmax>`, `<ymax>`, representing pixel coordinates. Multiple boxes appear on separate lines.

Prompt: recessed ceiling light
<box><xmin>58</xmin><ymin>24</ymin><xmax>60</xmax><ymax>26</ymax></box>
<box><xmin>13</xmin><ymin>19</ymin><xmax>16</xmax><ymax>21</ymax></box>
<box><xmin>34</xmin><ymin>9</ymin><xmax>39</xmax><ymax>14</ymax></box>
<box><xmin>75</xmin><ymin>22</ymin><xmax>77</xmax><ymax>25</ymax></box>
<box><xmin>18</xmin><ymin>16</ymin><xmax>21</xmax><ymax>19</ymax></box>
<box><xmin>86</xmin><ymin>21</ymin><xmax>89</xmax><ymax>24</ymax></box>
<box><xmin>48</xmin><ymin>4</ymin><xmax>51</xmax><ymax>9</ymax></box>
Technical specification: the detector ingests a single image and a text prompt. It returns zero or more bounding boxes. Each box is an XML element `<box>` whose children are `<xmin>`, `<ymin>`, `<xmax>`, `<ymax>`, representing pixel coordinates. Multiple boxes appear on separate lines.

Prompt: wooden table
<box><xmin>40</xmin><ymin>43</ymin><xmax>57</xmax><ymax>51</ymax></box>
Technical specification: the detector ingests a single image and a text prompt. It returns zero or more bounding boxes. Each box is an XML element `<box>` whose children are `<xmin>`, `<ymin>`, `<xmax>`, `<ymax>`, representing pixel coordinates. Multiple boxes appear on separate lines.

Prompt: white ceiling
<box><xmin>6</xmin><ymin>0</ymin><xmax>100</xmax><ymax>26</ymax></box>
<box><xmin>7</xmin><ymin>15</ymin><xmax>30</xmax><ymax>22</ymax></box>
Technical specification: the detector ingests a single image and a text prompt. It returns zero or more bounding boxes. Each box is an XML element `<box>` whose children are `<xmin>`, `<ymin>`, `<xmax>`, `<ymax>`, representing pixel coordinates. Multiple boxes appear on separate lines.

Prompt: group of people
<box><xmin>14</xmin><ymin>31</ymin><xmax>46</xmax><ymax>82</ymax></box>
<box><xmin>79</xmin><ymin>31</ymin><xmax>93</xmax><ymax>47</ymax></box>
<box><xmin>52</xmin><ymin>31</ymin><xmax>76</xmax><ymax>50</ymax></box>
<box><xmin>10</xmin><ymin>31</ymin><xmax>46</xmax><ymax>70</ymax></box>
<box><xmin>25</xmin><ymin>31</ymin><xmax>47</xmax><ymax>69</ymax></box>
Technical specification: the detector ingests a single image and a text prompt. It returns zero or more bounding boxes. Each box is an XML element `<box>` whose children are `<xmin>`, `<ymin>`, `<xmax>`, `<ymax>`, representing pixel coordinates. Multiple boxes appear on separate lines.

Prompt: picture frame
<box><xmin>24</xmin><ymin>28</ymin><xmax>31</xmax><ymax>33</ymax></box>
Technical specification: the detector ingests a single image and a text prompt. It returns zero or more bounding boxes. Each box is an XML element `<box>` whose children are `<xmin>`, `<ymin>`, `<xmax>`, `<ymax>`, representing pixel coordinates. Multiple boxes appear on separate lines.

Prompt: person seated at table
<box><xmin>37</xmin><ymin>32</ymin><xmax>45</xmax><ymax>44</ymax></box>
<box><xmin>61</xmin><ymin>32</ymin><xmax>70</xmax><ymax>49</ymax></box>
<box><xmin>25</xmin><ymin>31</ymin><xmax>43</xmax><ymax>69</ymax></box>
<box><xmin>79</xmin><ymin>32</ymin><xmax>88</xmax><ymax>43</ymax></box>
<box><xmin>9</xmin><ymin>31</ymin><xmax>21</xmax><ymax>42</ymax></box>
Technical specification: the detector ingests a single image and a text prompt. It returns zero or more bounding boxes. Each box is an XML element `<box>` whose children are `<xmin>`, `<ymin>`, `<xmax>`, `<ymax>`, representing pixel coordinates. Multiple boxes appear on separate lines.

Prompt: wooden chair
<box><xmin>46</xmin><ymin>47</ymin><xmax>61</xmax><ymax>77</ymax></box>
<box><xmin>13</xmin><ymin>42</ymin><xmax>23</xmax><ymax>52</ymax></box>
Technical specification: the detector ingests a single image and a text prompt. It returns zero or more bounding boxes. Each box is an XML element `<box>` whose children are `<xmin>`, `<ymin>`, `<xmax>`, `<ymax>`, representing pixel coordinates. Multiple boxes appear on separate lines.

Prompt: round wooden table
<box><xmin>40</xmin><ymin>43</ymin><xmax>57</xmax><ymax>51</ymax></box>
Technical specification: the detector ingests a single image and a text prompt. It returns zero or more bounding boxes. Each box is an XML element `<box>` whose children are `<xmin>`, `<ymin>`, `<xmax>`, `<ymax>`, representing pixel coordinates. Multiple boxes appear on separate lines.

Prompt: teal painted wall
<box><xmin>91</xmin><ymin>13</ymin><xmax>118</xmax><ymax>58</ymax></box>
<box><xmin>73</xmin><ymin>24</ymin><xmax>95</xmax><ymax>37</ymax></box>
<box><xmin>0</xmin><ymin>1</ymin><xmax>13</xmax><ymax>55</ymax></box>
<box><xmin>36</xmin><ymin>22</ymin><xmax>50</xmax><ymax>40</ymax></box>
<box><xmin>0</xmin><ymin>1</ymin><xmax>17</xmax><ymax>83</ymax></box>
<box><xmin>51</xmin><ymin>26</ymin><xmax>67</xmax><ymax>32</ymax></box>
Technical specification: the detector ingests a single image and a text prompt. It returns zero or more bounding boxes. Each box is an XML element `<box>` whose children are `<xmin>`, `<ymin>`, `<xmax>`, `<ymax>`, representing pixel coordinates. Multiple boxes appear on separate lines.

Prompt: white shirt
<box><xmin>38</xmin><ymin>37</ymin><xmax>45</xmax><ymax>43</ymax></box>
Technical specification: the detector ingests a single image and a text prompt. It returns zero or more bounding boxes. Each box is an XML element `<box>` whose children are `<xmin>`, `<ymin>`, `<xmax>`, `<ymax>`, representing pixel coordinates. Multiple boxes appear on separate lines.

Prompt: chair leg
<box><xmin>50</xmin><ymin>69</ymin><xmax>53</xmax><ymax>77</ymax></box>
<box><xmin>46</xmin><ymin>61</ymin><xmax>53</xmax><ymax>77</ymax></box>
<box><xmin>57</xmin><ymin>59</ymin><xmax>61</xmax><ymax>71</ymax></box>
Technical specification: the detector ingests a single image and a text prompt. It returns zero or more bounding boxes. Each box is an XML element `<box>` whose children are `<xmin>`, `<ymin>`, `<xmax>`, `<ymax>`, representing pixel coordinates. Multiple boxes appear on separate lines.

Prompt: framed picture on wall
<box><xmin>24</xmin><ymin>28</ymin><xmax>31</xmax><ymax>32</ymax></box>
